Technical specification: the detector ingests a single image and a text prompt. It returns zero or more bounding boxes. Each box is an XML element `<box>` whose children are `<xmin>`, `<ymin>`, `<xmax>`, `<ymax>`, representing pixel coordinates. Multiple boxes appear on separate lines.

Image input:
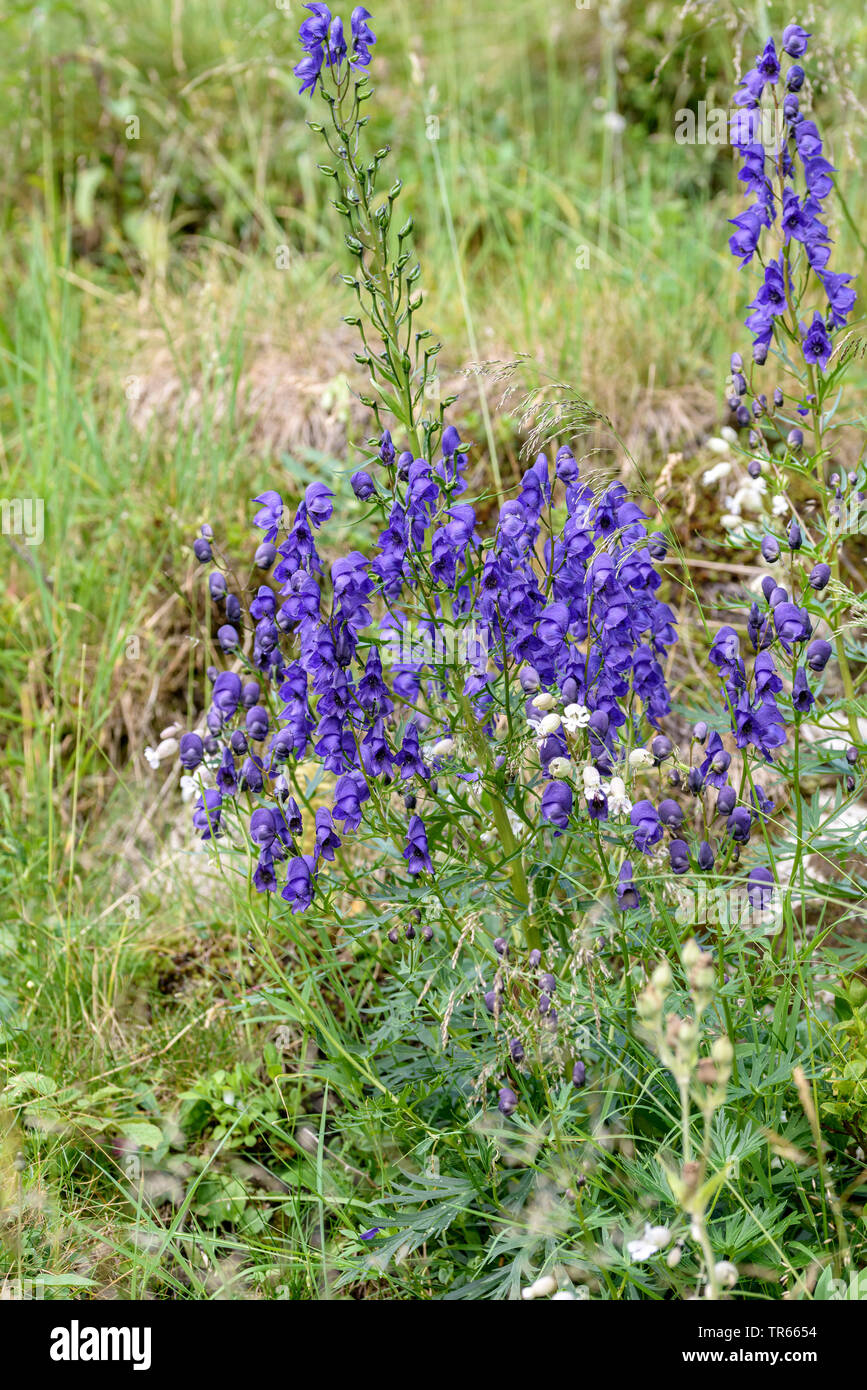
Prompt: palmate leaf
<box><xmin>333</xmin><ymin>1173</ymin><xmax>482</xmax><ymax>1283</ymax></box>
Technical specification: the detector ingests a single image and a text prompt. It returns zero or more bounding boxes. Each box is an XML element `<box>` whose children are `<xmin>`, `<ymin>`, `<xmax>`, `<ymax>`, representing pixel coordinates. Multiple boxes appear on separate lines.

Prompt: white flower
<box><xmin>720</xmin><ymin>426</ymin><xmax>738</xmax><ymax>444</ymax></box>
<box><xmin>551</xmin><ymin>1290</ymin><xmax>577</xmax><ymax>1300</ymax></box>
<box><xmin>606</xmin><ymin>775</ymin><xmax>632</xmax><ymax>815</ymax></box>
<box><xmin>627</xmin><ymin>1224</ymin><xmax>671</xmax><ymax>1262</ymax></box>
<box><xmin>180</xmin><ymin>774</ymin><xmax>198</xmax><ymax>804</ymax></box>
<box><xmin>582</xmin><ymin>765</ymin><xmax>601</xmax><ymax>790</ymax></box>
<box><xmin>432</xmin><ymin>737</ymin><xmax>456</xmax><ymax>758</ymax></box>
<box><xmin>602</xmin><ymin>110</ymin><xmax>626</xmax><ymax>133</ymax></box>
<box><xmin>521</xmin><ymin>1274</ymin><xmax>558</xmax><ymax>1301</ymax></box>
<box><xmin>706</xmin><ymin>436</ymin><xmax>731</xmax><ymax>455</ymax></box>
<box><xmin>714</xmin><ymin>1260</ymin><xmax>739</xmax><ymax>1289</ymax></box>
<box><xmin>531</xmin><ymin>691</ymin><xmax>557</xmax><ymax>712</ymax></box>
<box><xmin>720</xmin><ymin>512</ymin><xmax>745</xmax><ymax>529</ymax></box>
<box><xmin>772</xmin><ymin>495</ymin><xmax>788</xmax><ymax>517</ymax></box>
<box><xmin>701</xmin><ymin>460</ymin><xmax>732</xmax><ymax>486</ymax></box>
<box><xmin>562</xmin><ymin>702</ymin><xmax>591</xmax><ymax>733</ymax></box>
<box><xmin>144</xmin><ymin>737</ymin><xmax>179</xmax><ymax>769</ymax></box>
<box><xmin>733</xmin><ymin>479</ymin><xmax>767</xmax><ymax>513</ymax></box>
<box><xmin>507</xmin><ymin>809</ymin><xmax>526</xmax><ymax>838</ymax></box>
<box><xmin>628</xmin><ymin>748</ymin><xmax>654</xmax><ymax>769</ymax></box>
<box><xmin>538</xmin><ymin>712</ymin><xmax>562</xmax><ymax>736</ymax></box>
<box><xmin>548</xmin><ymin>757</ymin><xmax>572</xmax><ymax>779</ymax></box>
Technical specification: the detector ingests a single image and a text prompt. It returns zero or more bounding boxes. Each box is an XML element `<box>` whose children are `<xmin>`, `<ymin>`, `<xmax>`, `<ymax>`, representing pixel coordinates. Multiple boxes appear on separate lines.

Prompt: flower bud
<box><xmin>531</xmin><ymin>691</ymin><xmax>557</xmax><ymax>712</ymax></box>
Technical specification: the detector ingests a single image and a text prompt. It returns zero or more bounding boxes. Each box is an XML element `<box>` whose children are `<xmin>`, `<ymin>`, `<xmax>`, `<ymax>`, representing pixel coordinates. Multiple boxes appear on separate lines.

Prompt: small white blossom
<box><xmin>714</xmin><ymin>1260</ymin><xmax>739</xmax><ymax>1289</ymax></box>
<box><xmin>180</xmin><ymin>774</ymin><xmax>198</xmax><ymax>804</ymax></box>
<box><xmin>606</xmin><ymin>775</ymin><xmax>632</xmax><ymax>815</ymax></box>
<box><xmin>733</xmin><ymin>478</ymin><xmax>767</xmax><ymax>513</ymax></box>
<box><xmin>628</xmin><ymin>748</ymin><xmax>654</xmax><ymax>769</ymax></box>
<box><xmin>702</xmin><ymin>460</ymin><xmax>732</xmax><ymax>485</ymax></box>
<box><xmin>538</xmin><ymin>712</ymin><xmax>562</xmax><ymax>736</ymax></box>
<box><xmin>627</xmin><ymin>1224</ymin><xmax>671</xmax><ymax>1261</ymax></box>
<box><xmin>582</xmin><ymin>765</ymin><xmax>602</xmax><ymax>790</ymax></box>
<box><xmin>144</xmin><ymin>737</ymin><xmax>179</xmax><ymax>769</ymax></box>
<box><xmin>772</xmin><ymin>494</ymin><xmax>788</xmax><ymax>517</ymax></box>
<box><xmin>521</xmin><ymin>1274</ymin><xmax>558</xmax><ymax>1301</ymax></box>
<box><xmin>562</xmin><ymin>702</ymin><xmax>591</xmax><ymax>733</ymax></box>
<box><xmin>720</xmin><ymin>425</ymin><xmax>738</xmax><ymax>444</ymax></box>
<box><xmin>706</xmin><ymin>436</ymin><xmax>731</xmax><ymax>456</ymax></box>
<box><xmin>548</xmin><ymin>757</ymin><xmax>572</xmax><ymax>779</ymax></box>
<box><xmin>531</xmin><ymin>691</ymin><xmax>557</xmax><ymax>712</ymax></box>
<box><xmin>432</xmin><ymin>737</ymin><xmax>456</xmax><ymax>758</ymax></box>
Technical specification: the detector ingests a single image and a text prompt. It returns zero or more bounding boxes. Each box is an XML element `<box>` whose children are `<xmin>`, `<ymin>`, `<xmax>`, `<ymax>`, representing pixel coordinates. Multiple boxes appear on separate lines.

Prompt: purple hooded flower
<box><xmin>701</xmin><ymin>732</ymin><xmax>732</xmax><ymax>788</ymax></box>
<box><xmin>179</xmin><ymin>732</ymin><xmax>204</xmax><ymax>770</ymax></box>
<box><xmin>246</xmin><ymin>705</ymin><xmax>269</xmax><ymax>741</ymax></box>
<box><xmin>351</xmin><ymin>470</ymin><xmax>376</xmax><ymax>501</ymax></box>
<box><xmin>630</xmin><ymin>800</ymin><xmax>662</xmax><ymax>854</ymax></box>
<box><xmin>657</xmin><ymin>798</ymin><xmax>684</xmax><ymax>831</ymax></box>
<box><xmin>800</xmin><ymin>311</ymin><xmax>832</xmax><ymax>369</ymax></box>
<box><xmin>333</xmin><ymin>772</ymin><xmax>370</xmax><ymax>831</ymax></box>
<box><xmin>350</xmin><ymin>6</ymin><xmax>376</xmax><ymax>71</ymax></box>
<box><xmin>403</xmin><ymin>814</ymin><xmax>432</xmax><ymax>875</ymax></box>
<box><xmin>282</xmin><ymin>854</ymin><xmax>316</xmax><ymax>912</ymax></box>
<box><xmin>761</xmin><ymin>535</ymin><xmax>780</xmax><ymax>563</ymax></box>
<box><xmin>305</xmin><ymin>482</ymin><xmax>335</xmax><ymax>528</ymax></box>
<box><xmin>792</xmin><ymin>666</ymin><xmax>815</xmax><ymax>712</ymax></box>
<box><xmin>250</xmin><ymin>807</ymin><xmax>277</xmax><ymax>849</ymax></box>
<box><xmin>669</xmin><ymin>839</ymin><xmax>690</xmax><ymax>875</ymax></box>
<box><xmin>746</xmin><ymin>865</ymin><xmax>775</xmax><ymax>910</ymax></box>
<box><xmin>615</xmin><ymin>860</ymin><xmax>640</xmax><ymax>910</ymax></box>
<box><xmin>806</xmin><ymin>639</ymin><xmax>832</xmax><ymax>672</ymax></box>
<box><xmin>253</xmin><ymin>489</ymin><xmax>283</xmax><ymax>540</ymax></box>
<box><xmin>193</xmin><ymin>789</ymin><xmax>223</xmax><ymax>840</ymax></box>
<box><xmin>498</xmin><ymin>1087</ymin><xmax>518</xmax><ymax>1116</ymax></box>
<box><xmin>773</xmin><ymin>602</ymin><xmax>812</xmax><ymax>649</ymax></box>
<box><xmin>781</xmin><ymin>24</ymin><xmax>810</xmax><ymax>58</ymax></box>
<box><xmin>541</xmin><ymin>781</ymin><xmax>573</xmax><ymax>831</ymax></box>
<box><xmin>395</xmin><ymin>723</ymin><xmax>430</xmax><ymax>781</ymax></box>
<box><xmin>727</xmin><ymin>806</ymin><xmax>753</xmax><ymax>843</ymax></box>
<box><xmin>314</xmin><ymin>806</ymin><xmax>342</xmax><ymax>862</ymax></box>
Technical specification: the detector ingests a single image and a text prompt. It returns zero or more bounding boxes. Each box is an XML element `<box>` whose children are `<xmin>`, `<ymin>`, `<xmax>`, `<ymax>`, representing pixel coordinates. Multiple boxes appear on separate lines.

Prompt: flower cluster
<box><xmin>294</xmin><ymin>3</ymin><xmax>376</xmax><ymax>97</ymax></box>
<box><xmin>729</xmin><ymin>24</ymin><xmax>855</xmax><ymax>373</ymax></box>
<box><xmin>181</xmin><ymin>434</ymin><xmax>677</xmax><ymax>914</ymax></box>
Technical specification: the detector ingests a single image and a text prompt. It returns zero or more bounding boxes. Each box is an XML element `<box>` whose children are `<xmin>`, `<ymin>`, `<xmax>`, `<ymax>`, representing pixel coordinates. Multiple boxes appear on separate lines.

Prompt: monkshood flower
<box><xmin>630</xmin><ymin>800</ymin><xmax>662</xmax><ymax>854</ymax></box>
<box><xmin>181</xmin><ymin>11</ymin><xmax>692</xmax><ymax>922</ymax></box>
<box><xmin>541</xmin><ymin>781</ymin><xmax>573</xmax><ymax>830</ymax></box>
<box><xmin>747</xmin><ymin>865</ymin><xmax>775</xmax><ymax>910</ymax></box>
<box><xmin>403</xmin><ymin>815</ymin><xmax>432</xmax><ymax>875</ymax></box>
<box><xmin>616</xmin><ymin>861</ymin><xmax>640</xmax><ymax>910</ymax></box>
<box><xmin>294</xmin><ymin>4</ymin><xmax>375</xmax><ymax>94</ymax></box>
<box><xmin>282</xmin><ymin>855</ymin><xmax>316</xmax><ymax>912</ymax></box>
<box><xmin>193</xmin><ymin>789</ymin><xmax>222</xmax><ymax>840</ymax></box>
<box><xmin>179</xmin><ymin>732</ymin><xmax>204</xmax><ymax>771</ymax></box>
<box><xmin>728</xmin><ymin>25</ymin><xmax>855</xmax><ymax>374</ymax></box>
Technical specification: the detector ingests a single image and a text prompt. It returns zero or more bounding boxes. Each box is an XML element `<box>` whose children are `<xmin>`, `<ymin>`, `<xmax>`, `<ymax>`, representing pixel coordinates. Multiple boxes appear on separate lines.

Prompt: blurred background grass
<box><xmin>0</xmin><ymin>0</ymin><xmax>865</xmax><ymax>1295</ymax></box>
